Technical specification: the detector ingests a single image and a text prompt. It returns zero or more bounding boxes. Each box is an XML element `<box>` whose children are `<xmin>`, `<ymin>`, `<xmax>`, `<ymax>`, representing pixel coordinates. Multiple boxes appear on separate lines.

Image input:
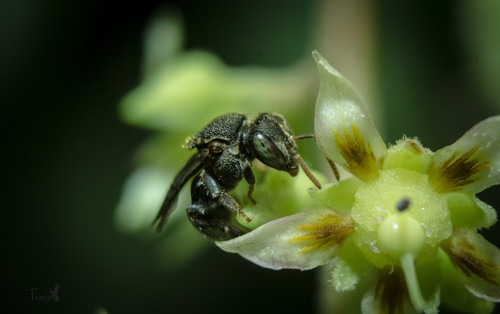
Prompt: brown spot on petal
<box><xmin>291</xmin><ymin>213</ymin><xmax>354</xmax><ymax>253</ymax></box>
<box><xmin>373</xmin><ymin>268</ymin><xmax>409</xmax><ymax>314</ymax></box>
<box><xmin>429</xmin><ymin>146</ymin><xmax>491</xmax><ymax>193</ymax></box>
<box><xmin>443</xmin><ymin>231</ymin><xmax>498</xmax><ymax>286</ymax></box>
<box><xmin>334</xmin><ymin>125</ymin><xmax>379</xmax><ymax>182</ymax></box>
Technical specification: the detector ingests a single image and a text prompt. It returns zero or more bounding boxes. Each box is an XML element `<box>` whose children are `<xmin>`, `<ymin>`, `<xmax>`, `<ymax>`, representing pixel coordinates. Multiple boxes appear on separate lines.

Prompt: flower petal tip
<box><xmin>312</xmin><ymin>50</ymin><xmax>342</xmax><ymax>79</ymax></box>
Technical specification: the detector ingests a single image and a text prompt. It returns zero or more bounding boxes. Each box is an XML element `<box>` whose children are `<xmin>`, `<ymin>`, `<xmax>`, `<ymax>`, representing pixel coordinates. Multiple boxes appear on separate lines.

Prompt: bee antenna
<box><xmin>294</xmin><ymin>133</ymin><xmax>315</xmax><ymax>141</ymax></box>
<box><xmin>291</xmin><ymin>133</ymin><xmax>321</xmax><ymax>189</ymax></box>
<box><xmin>293</xmin><ymin>152</ymin><xmax>322</xmax><ymax>189</ymax></box>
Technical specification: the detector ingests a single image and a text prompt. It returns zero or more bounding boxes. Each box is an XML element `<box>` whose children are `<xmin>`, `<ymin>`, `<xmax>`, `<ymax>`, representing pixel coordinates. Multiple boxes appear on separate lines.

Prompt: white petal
<box><xmin>313</xmin><ymin>51</ymin><xmax>386</xmax><ymax>169</ymax></box>
<box><xmin>443</xmin><ymin>228</ymin><xmax>500</xmax><ymax>302</ymax></box>
<box><xmin>216</xmin><ymin>208</ymin><xmax>351</xmax><ymax>270</ymax></box>
<box><xmin>431</xmin><ymin>116</ymin><xmax>500</xmax><ymax>193</ymax></box>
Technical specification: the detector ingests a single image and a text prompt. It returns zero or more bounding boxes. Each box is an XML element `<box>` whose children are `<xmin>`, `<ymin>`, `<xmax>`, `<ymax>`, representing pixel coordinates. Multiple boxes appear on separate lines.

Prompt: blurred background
<box><xmin>2</xmin><ymin>0</ymin><xmax>499</xmax><ymax>313</ymax></box>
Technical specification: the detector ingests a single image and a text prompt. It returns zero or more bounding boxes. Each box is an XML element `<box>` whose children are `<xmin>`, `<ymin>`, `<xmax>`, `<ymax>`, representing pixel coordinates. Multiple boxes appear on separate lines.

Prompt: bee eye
<box><xmin>252</xmin><ymin>132</ymin><xmax>286</xmax><ymax>169</ymax></box>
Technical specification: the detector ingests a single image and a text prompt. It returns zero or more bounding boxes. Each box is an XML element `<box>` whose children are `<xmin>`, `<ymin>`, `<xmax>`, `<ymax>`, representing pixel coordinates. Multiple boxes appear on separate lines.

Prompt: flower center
<box><xmin>350</xmin><ymin>168</ymin><xmax>452</xmax><ymax>267</ymax></box>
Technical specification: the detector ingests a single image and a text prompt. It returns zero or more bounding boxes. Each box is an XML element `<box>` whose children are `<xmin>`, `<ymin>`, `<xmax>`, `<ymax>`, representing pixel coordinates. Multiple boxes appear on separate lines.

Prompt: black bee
<box><xmin>153</xmin><ymin>112</ymin><xmax>321</xmax><ymax>241</ymax></box>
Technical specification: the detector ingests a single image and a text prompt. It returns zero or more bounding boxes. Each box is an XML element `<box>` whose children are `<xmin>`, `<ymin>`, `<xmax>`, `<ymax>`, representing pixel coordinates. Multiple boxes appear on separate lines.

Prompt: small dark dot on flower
<box><xmin>396</xmin><ymin>197</ymin><xmax>411</xmax><ymax>212</ymax></box>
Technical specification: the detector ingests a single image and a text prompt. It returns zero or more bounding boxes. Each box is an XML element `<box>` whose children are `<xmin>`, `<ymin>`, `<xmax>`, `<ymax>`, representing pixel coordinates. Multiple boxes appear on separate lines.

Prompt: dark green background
<box><xmin>3</xmin><ymin>0</ymin><xmax>499</xmax><ymax>313</ymax></box>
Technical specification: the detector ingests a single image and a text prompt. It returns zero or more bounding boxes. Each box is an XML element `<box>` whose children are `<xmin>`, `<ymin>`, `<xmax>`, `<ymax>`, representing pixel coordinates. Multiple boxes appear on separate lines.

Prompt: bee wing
<box><xmin>153</xmin><ymin>151</ymin><xmax>206</xmax><ymax>231</ymax></box>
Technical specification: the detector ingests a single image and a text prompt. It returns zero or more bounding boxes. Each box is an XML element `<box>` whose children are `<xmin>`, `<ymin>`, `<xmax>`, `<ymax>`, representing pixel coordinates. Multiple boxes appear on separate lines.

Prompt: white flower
<box><xmin>218</xmin><ymin>51</ymin><xmax>500</xmax><ymax>313</ymax></box>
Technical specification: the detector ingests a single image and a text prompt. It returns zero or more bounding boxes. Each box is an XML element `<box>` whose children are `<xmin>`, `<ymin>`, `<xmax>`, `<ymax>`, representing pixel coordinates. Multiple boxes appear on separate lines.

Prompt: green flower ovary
<box><xmin>351</xmin><ymin>140</ymin><xmax>453</xmax><ymax>267</ymax></box>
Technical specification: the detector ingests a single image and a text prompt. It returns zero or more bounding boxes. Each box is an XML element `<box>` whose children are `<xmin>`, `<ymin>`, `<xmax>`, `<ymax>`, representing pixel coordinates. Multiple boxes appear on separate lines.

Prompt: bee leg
<box><xmin>187</xmin><ymin>173</ymin><xmax>249</xmax><ymax>241</ymax></box>
<box><xmin>200</xmin><ymin>170</ymin><xmax>252</xmax><ymax>222</ymax></box>
<box><xmin>243</xmin><ymin>165</ymin><xmax>256</xmax><ymax>205</ymax></box>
